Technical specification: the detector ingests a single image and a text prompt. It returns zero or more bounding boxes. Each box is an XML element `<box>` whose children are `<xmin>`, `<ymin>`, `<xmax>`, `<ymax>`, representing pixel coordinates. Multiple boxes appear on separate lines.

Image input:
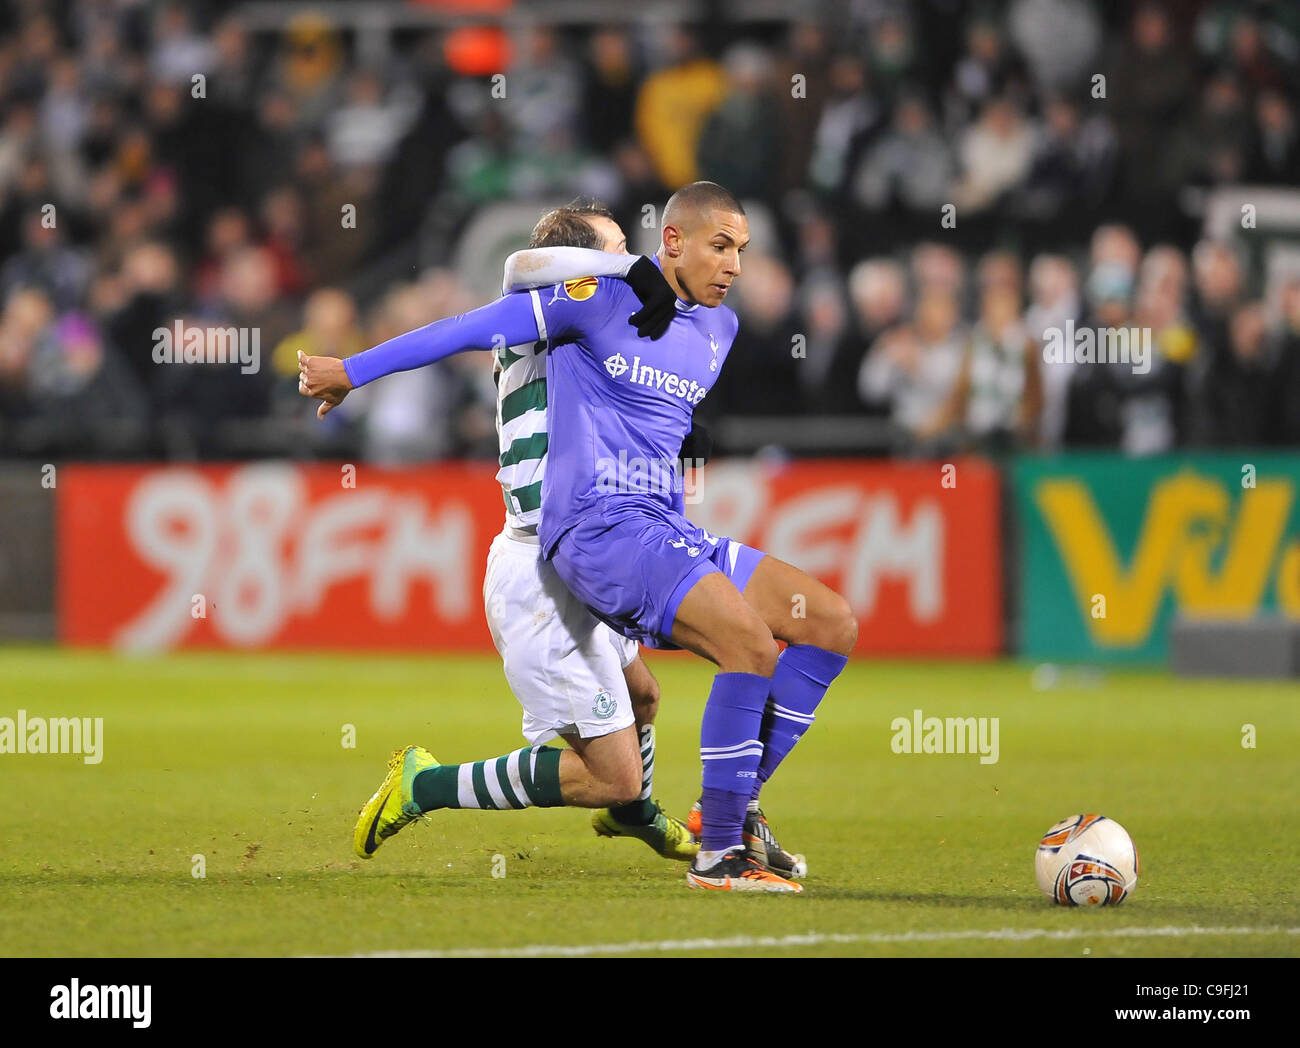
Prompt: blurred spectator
<box><xmin>1</xmin><ymin>211</ymin><xmax>90</xmax><ymax>311</ymax></box>
<box><xmin>1062</xmin><ymin>259</ymin><xmax>1135</xmax><ymax>447</ymax></box>
<box><xmin>0</xmin><ymin>288</ymin><xmax>145</xmax><ymax>456</ymax></box>
<box><xmin>1091</xmin><ymin>223</ymin><xmax>1142</xmax><ymax>279</ymax></box>
<box><xmin>634</xmin><ymin>26</ymin><xmax>725</xmax><ymax>189</ymax></box>
<box><xmin>258</xmin><ymin>186</ymin><xmax>310</xmax><ymax>297</ymax></box>
<box><xmin>808</xmin><ymin>52</ymin><xmax>883</xmax><ymax>198</ymax></box>
<box><xmin>952</xmin><ymin>95</ymin><xmax>1035</xmax><ymax>215</ymax></box>
<box><xmin>208</xmin><ymin>16</ymin><xmax>258</xmax><ymax>111</ymax></box>
<box><xmin>273</xmin><ymin>13</ymin><xmax>346</xmax><ymax>130</ymax></box>
<box><xmin>696</xmin><ymin>44</ymin><xmax>781</xmax><ymax>204</ymax></box>
<box><xmin>947</xmin><ymin>16</ymin><xmax>1029</xmax><ymax>127</ymax></box>
<box><xmin>239</xmin><ymin>89</ymin><xmax>305</xmax><ymax>206</ymax></box>
<box><xmin>507</xmin><ymin>28</ymin><xmax>583</xmax><ymax>156</ymax></box>
<box><xmin>1024</xmin><ymin>253</ymin><xmax>1081</xmax><ymax>448</ymax></box>
<box><xmin>1173</xmin><ymin>70</ymin><xmax>1250</xmax><ymax>188</ymax></box>
<box><xmin>823</xmin><ymin>258</ymin><xmax>907</xmax><ymax>412</ymax></box>
<box><xmin>0</xmin><ymin>101</ymin><xmax>39</xmax><ymax>195</ymax></box>
<box><xmin>1139</xmin><ymin>245</ymin><xmax>1190</xmax><ymax>306</ymax></box>
<box><xmin>193</xmin><ymin>207</ymin><xmax>253</xmax><ymax>307</ymax></box>
<box><xmin>39</xmin><ymin>57</ymin><xmax>88</xmax><ymax>156</ymax></box>
<box><xmin>1107</xmin><ymin>3</ymin><xmax>1195</xmax><ymax>238</ymax></box>
<box><xmin>1247</xmin><ymin>89</ymin><xmax>1300</xmax><ymax>184</ymax></box>
<box><xmin>1196</xmin><ymin>300</ymin><xmax>1282</xmax><ymax>444</ymax></box>
<box><xmin>101</xmin><ymin>240</ymin><xmax>184</xmax><ymax>397</ymax></box>
<box><xmin>270</xmin><ymin>288</ymin><xmax>365</xmax><ymax>430</ymax></box>
<box><xmin>1222</xmin><ymin>14</ymin><xmax>1289</xmax><ymax>96</ymax></box>
<box><xmin>862</xmin><ymin>12</ymin><xmax>918</xmax><ymax>106</ymax></box>
<box><xmin>294</xmin><ymin>138</ymin><xmax>373</xmax><ymax>287</ymax></box>
<box><xmin>1190</xmin><ymin>239</ymin><xmax>1245</xmax><ymax>372</ymax></box>
<box><xmin>911</xmin><ymin>242</ymin><xmax>966</xmax><ymax>301</ymax></box>
<box><xmin>446</xmin><ymin>107</ymin><xmax>517</xmax><ymax>204</ymax></box>
<box><xmin>1275</xmin><ymin>276</ymin><xmax>1300</xmax><ymax>445</ymax></box>
<box><xmin>271</xmin><ymin>288</ymin><xmax>365</xmax><ymax>380</ymax></box>
<box><xmin>144</xmin><ymin>78</ymin><xmax>231</xmax><ymax>244</ymax></box>
<box><xmin>211</xmin><ymin>245</ymin><xmax>295</xmax><ymax>363</ymax></box>
<box><xmin>955</xmin><ymin>283</ymin><xmax>1040</xmax><ymax>451</ymax></box>
<box><xmin>796</xmin><ymin>275</ymin><xmax>849</xmax><ymax>401</ymax></box>
<box><xmin>1007</xmin><ymin>0</ymin><xmax>1102</xmax><ymax>95</ymax></box>
<box><xmin>859</xmin><ymin>288</ymin><xmax>967</xmax><ymax>454</ymax></box>
<box><xmin>582</xmin><ymin>29</ymin><xmax>639</xmax><ymax>155</ymax></box>
<box><xmin>1121</xmin><ymin>276</ymin><xmax>1193</xmax><ymax>454</ymax></box>
<box><xmin>326</xmin><ymin>68</ymin><xmax>419</xmax><ymax>172</ymax></box>
<box><xmin>149</xmin><ymin>3</ymin><xmax>215</xmax><ymax>86</ymax></box>
<box><xmin>850</xmin><ymin>93</ymin><xmax>954</xmax><ymax>247</ymax></box>
<box><xmin>772</xmin><ymin>23</ymin><xmax>832</xmax><ymax>197</ymax></box>
<box><xmin>977</xmin><ymin>250</ymin><xmax>1024</xmax><ymax>300</ymax></box>
<box><xmin>356</xmin><ymin>276</ymin><xmax>466</xmax><ymax>463</ymax></box>
<box><xmin>0</xmin><ymin>288</ymin><xmax>55</xmax><ymax>424</ymax></box>
<box><xmin>708</xmin><ymin>253</ymin><xmax>802</xmax><ymax>416</ymax></box>
<box><xmin>1016</xmin><ymin>94</ymin><xmax>1117</xmax><ymax>246</ymax></box>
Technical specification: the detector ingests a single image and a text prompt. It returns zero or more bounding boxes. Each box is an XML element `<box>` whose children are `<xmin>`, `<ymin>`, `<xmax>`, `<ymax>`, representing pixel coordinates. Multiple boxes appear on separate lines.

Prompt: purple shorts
<box><xmin>549</xmin><ymin>502</ymin><xmax>766</xmax><ymax>648</ymax></box>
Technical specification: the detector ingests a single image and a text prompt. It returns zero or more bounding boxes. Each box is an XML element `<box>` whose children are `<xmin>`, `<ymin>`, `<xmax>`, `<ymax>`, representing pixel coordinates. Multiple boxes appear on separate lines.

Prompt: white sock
<box><xmin>696</xmin><ymin>847</ymin><xmax>739</xmax><ymax>868</ymax></box>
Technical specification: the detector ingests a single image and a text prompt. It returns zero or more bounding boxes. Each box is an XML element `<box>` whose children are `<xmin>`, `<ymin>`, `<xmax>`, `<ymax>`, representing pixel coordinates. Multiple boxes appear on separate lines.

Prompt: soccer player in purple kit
<box><xmin>303</xmin><ymin>182</ymin><xmax>857</xmax><ymax>893</ymax></box>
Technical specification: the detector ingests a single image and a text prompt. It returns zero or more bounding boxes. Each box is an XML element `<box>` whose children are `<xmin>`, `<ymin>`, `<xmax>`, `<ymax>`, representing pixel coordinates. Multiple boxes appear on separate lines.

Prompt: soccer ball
<box><xmin>1035</xmin><ymin>814</ymin><xmax>1139</xmax><ymax>906</ymax></box>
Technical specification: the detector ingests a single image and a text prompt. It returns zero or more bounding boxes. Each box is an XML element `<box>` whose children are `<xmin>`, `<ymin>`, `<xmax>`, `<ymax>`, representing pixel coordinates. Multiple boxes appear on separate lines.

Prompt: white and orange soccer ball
<box><xmin>1035</xmin><ymin>814</ymin><xmax>1140</xmax><ymax>906</ymax></box>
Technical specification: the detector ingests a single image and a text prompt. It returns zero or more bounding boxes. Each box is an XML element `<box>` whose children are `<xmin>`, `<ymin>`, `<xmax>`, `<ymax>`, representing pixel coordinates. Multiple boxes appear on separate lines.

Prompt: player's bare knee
<box><xmin>731</xmin><ymin>627</ymin><xmax>779</xmax><ymax>677</ymax></box>
<box><xmin>823</xmin><ymin>595</ymin><xmax>858</xmax><ymax>655</ymax></box>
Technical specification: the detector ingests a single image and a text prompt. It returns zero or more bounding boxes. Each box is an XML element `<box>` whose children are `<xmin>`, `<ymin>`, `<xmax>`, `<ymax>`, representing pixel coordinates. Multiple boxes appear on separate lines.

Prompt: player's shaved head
<box><xmin>662</xmin><ymin>181</ymin><xmax>745</xmax><ymax>233</ymax></box>
<box><xmin>657</xmin><ymin>181</ymin><xmax>748</xmax><ymax>308</ymax></box>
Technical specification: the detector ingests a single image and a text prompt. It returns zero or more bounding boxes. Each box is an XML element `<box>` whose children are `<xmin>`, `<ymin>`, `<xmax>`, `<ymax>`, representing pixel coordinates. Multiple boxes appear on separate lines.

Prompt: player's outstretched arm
<box><xmin>502</xmin><ymin>247</ymin><xmax>636</xmax><ymax>294</ymax></box>
<box><xmin>504</xmin><ymin>249</ymin><xmax>676</xmax><ymax>340</ymax></box>
<box><xmin>298</xmin><ymin>293</ymin><xmax>544</xmax><ymax>418</ymax></box>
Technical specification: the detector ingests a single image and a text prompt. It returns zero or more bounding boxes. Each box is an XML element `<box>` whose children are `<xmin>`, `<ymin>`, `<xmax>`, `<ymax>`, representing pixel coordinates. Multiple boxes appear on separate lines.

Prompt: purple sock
<box><xmin>753</xmin><ymin>644</ymin><xmax>848</xmax><ymax>798</ymax></box>
<box><xmin>699</xmin><ymin>671</ymin><xmax>769</xmax><ymax>853</ymax></box>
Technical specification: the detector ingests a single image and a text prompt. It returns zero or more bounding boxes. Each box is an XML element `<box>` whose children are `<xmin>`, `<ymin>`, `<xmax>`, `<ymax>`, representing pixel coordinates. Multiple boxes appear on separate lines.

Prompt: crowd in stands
<box><xmin>1</xmin><ymin>0</ymin><xmax>1298</xmax><ymax>461</ymax></box>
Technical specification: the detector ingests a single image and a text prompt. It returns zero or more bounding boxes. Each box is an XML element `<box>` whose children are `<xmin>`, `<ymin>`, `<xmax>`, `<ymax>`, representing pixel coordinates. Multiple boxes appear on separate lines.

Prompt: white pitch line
<box><xmin>319</xmin><ymin>925</ymin><xmax>1300</xmax><ymax>959</ymax></box>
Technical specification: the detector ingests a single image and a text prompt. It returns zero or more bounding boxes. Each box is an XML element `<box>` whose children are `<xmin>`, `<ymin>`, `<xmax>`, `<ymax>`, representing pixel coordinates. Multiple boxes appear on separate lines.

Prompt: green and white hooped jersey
<box><xmin>494</xmin><ymin>288</ymin><xmax>551</xmax><ymax>531</ymax></box>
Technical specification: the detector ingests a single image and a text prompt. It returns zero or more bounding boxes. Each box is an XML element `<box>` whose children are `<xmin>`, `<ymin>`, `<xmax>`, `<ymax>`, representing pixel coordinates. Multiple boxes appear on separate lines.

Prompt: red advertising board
<box><xmin>57</xmin><ymin>459</ymin><xmax>1001</xmax><ymax>655</ymax></box>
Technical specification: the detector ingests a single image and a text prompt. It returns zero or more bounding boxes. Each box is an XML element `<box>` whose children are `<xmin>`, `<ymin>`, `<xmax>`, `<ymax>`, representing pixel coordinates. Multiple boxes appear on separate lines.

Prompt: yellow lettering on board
<box><xmin>1035</xmin><ymin>474</ymin><xmax>1293</xmax><ymax>646</ymax></box>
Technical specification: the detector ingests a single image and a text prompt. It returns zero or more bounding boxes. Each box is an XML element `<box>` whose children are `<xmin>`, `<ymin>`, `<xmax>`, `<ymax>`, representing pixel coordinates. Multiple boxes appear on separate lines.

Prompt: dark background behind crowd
<box><xmin>1</xmin><ymin>0</ymin><xmax>1299</xmax><ymax>463</ymax></box>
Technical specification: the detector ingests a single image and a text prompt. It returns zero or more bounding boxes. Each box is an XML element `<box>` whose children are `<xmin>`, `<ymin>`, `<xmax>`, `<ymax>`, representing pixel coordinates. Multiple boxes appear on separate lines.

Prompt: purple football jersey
<box><xmin>533</xmin><ymin>264</ymin><xmax>739</xmax><ymax>556</ymax></box>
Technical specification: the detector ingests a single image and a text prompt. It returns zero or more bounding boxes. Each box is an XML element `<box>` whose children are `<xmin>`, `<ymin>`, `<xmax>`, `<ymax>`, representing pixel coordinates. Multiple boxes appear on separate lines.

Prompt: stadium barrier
<box><xmin>52</xmin><ymin>458</ymin><xmax>1003</xmax><ymax>656</ymax></box>
<box><xmin>1168</xmin><ymin>615</ymin><xmax>1300</xmax><ymax>678</ymax></box>
<box><xmin>0</xmin><ymin>464</ymin><xmax>55</xmax><ymax>640</ymax></box>
<box><xmin>20</xmin><ymin>451</ymin><xmax>1298</xmax><ymax>662</ymax></box>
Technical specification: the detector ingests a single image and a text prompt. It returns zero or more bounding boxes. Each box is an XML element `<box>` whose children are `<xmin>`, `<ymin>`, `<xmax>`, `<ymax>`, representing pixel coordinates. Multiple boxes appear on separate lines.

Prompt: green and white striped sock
<box><xmin>412</xmin><ymin>746</ymin><xmax>564</xmax><ymax>811</ymax></box>
<box><xmin>609</xmin><ymin>724</ymin><xmax>657</xmax><ymax>826</ymax></box>
<box><xmin>637</xmin><ymin>724</ymin><xmax>655</xmax><ymax>802</ymax></box>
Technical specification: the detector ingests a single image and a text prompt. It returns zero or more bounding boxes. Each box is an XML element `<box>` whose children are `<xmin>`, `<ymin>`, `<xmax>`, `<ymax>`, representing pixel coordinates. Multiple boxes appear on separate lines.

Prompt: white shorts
<box><xmin>484</xmin><ymin>528</ymin><xmax>638</xmax><ymax>745</ymax></box>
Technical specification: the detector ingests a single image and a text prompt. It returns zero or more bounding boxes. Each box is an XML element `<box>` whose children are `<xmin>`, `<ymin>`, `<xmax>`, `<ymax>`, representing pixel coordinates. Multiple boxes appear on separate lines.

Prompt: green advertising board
<box><xmin>1013</xmin><ymin>453</ymin><xmax>1300</xmax><ymax>662</ymax></box>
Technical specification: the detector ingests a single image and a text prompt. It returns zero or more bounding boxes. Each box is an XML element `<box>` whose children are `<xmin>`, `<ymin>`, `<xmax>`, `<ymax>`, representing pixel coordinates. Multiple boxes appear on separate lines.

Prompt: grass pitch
<box><xmin>0</xmin><ymin>648</ymin><xmax>1296</xmax><ymax>957</ymax></box>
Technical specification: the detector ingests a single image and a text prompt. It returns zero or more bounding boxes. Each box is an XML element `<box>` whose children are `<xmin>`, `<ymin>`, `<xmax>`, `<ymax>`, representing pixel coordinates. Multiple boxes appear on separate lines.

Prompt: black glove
<box><xmin>678</xmin><ymin>419</ymin><xmax>712</xmax><ymax>466</ymax></box>
<box><xmin>625</xmin><ymin>256</ymin><xmax>676</xmax><ymax>339</ymax></box>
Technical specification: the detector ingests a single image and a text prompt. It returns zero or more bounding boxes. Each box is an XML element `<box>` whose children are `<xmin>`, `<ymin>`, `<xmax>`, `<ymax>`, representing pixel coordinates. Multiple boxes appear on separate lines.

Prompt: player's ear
<box><xmin>662</xmin><ymin>224</ymin><xmax>683</xmax><ymax>258</ymax></box>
